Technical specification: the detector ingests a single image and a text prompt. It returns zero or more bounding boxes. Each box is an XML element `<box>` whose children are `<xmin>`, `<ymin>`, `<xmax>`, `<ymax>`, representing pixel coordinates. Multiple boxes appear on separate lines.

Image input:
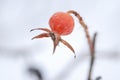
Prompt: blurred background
<box><xmin>0</xmin><ymin>0</ymin><xmax>120</xmax><ymax>80</ymax></box>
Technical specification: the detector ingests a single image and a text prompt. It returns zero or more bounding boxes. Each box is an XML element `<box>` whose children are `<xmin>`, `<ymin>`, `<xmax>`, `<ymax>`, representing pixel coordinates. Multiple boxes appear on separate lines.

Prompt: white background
<box><xmin>0</xmin><ymin>0</ymin><xmax>120</xmax><ymax>80</ymax></box>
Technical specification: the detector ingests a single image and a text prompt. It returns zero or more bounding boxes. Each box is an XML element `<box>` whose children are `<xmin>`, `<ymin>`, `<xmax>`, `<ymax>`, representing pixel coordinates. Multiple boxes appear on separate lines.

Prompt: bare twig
<box><xmin>88</xmin><ymin>32</ymin><xmax>97</xmax><ymax>80</ymax></box>
<box><xmin>28</xmin><ymin>67</ymin><xmax>43</xmax><ymax>80</ymax></box>
<box><xmin>67</xmin><ymin>10</ymin><xmax>96</xmax><ymax>80</ymax></box>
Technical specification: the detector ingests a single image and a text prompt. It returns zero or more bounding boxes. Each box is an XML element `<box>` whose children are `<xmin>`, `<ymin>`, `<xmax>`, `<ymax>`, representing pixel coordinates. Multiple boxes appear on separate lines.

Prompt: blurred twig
<box><xmin>95</xmin><ymin>76</ymin><xmax>102</xmax><ymax>80</ymax></box>
<box><xmin>28</xmin><ymin>67</ymin><xmax>43</xmax><ymax>80</ymax></box>
<box><xmin>88</xmin><ymin>32</ymin><xmax>97</xmax><ymax>80</ymax></box>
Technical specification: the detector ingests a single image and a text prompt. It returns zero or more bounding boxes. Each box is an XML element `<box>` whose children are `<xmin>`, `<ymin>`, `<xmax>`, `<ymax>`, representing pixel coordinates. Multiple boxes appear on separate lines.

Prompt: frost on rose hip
<box><xmin>31</xmin><ymin>11</ymin><xmax>76</xmax><ymax>57</ymax></box>
<box><xmin>49</xmin><ymin>12</ymin><xmax>74</xmax><ymax>35</ymax></box>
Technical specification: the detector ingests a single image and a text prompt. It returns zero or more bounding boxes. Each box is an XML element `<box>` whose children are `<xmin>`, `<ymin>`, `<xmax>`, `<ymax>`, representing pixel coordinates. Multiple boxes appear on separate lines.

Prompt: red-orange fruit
<box><xmin>49</xmin><ymin>12</ymin><xmax>74</xmax><ymax>35</ymax></box>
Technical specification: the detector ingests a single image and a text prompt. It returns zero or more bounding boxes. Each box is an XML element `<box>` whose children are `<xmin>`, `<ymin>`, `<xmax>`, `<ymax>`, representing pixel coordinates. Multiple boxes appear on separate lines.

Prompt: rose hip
<box><xmin>31</xmin><ymin>11</ymin><xmax>76</xmax><ymax>57</ymax></box>
<box><xmin>49</xmin><ymin>12</ymin><xmax>74</xmax><ymax>35</ymax></box>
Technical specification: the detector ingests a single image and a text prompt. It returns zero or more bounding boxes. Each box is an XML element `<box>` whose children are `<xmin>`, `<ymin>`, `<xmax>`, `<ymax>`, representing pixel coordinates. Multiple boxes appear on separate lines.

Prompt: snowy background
<box><xmin>0</xmin><ymin>0</ymin><xmax>120</xmax><ymax>80</ymax></box>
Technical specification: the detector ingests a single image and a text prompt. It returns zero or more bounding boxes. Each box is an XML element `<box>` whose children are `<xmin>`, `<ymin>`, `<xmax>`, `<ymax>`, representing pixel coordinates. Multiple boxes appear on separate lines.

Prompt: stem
<box><xmin>67</xmin><ymin>10</ymin><xmax>94</xmax><ymax>54</ymax></box>
<box><xmin>88</xmin><ymin>33</ymin><xmax>97</xmax><ymax>80</ymax></box>
<box><xmin>67</xmin><ymin>10</ymin><xmax>96</xmax><ymax>80</ymax></box>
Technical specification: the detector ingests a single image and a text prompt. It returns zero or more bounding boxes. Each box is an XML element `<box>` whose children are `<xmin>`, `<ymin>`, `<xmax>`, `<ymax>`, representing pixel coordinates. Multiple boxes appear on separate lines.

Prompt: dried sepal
<box><xmin>32</xmin><ymin>33</ymin><xmax>50</xmax><ymax>40</ymax></box>
<box><xmin>52</xmin><ymin>35</ymin><xmax>60</xmax><ymax>54</ymax></box>
<box><xmin>60</xmin><ymin>38</ymin><xmax>76</xmax><ymax>58</ymax></box>
<box><xmin>30</xmin><ymin>28</ymin><xmax>51</xmax><ymax>33</ymax></box>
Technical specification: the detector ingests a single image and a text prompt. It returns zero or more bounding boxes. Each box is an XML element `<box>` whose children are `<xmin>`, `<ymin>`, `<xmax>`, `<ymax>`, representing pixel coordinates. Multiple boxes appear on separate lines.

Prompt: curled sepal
<box><xmin>32</xmin><ymin>33</ymin><xmax>50</xmax><ymax>40</ymax></box>
<box><xmin>60</xmin><ymin>39</ymin><xmax>76</xmax><ymax>58</ymax></box>
<box><xmin>30</xmin><ymin>28</ymin><xmax>51</xmax><ymax>33</ymax></box>
<box><xmin>53</xmin><ymin>35</ymin><xmax>61</xmax><ymax>54</ymax></box>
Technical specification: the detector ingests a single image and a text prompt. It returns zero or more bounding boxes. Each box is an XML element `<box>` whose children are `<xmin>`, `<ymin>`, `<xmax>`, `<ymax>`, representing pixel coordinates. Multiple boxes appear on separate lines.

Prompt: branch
<box><xmin>88</xmin><ymin>32</ymin><xmax>97</xmax><ymax>80</ymax></box>
<box><xmin>67</xmin><ymin>10</ymin><xmax>94</xmax><ymax>54</ymax></box>
<box><xmin>67</xmin><ymin>10</ymin><xmax>96</xmax><ymax>80</ymax></box>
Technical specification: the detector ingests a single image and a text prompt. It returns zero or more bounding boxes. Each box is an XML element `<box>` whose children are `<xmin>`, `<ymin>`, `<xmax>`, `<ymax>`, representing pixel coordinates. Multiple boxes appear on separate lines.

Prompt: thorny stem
<box><xmin>67</xmin><ymin>10</ymin><xmax>96</xmax><ymax>80</ymax></box>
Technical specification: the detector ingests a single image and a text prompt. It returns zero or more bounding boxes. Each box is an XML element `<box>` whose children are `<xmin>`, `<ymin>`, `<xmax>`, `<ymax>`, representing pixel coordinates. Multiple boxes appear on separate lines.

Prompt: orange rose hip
<box><xmin>49</xmin><ymin>12</ymin><xmax>74</xmax><ymax>35</ymax></box>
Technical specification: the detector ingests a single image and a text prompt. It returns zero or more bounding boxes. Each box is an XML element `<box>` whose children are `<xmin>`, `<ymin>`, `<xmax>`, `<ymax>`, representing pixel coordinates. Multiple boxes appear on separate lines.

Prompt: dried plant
<box><xmin>31</xmin><ymin>10</ymin><xmax>99</xmax><ymax>80</ymax></box>
<box><xmin>67</xmin><ymin>10</ymin><xmax>98</xmax><ymax>80</ymax></box>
